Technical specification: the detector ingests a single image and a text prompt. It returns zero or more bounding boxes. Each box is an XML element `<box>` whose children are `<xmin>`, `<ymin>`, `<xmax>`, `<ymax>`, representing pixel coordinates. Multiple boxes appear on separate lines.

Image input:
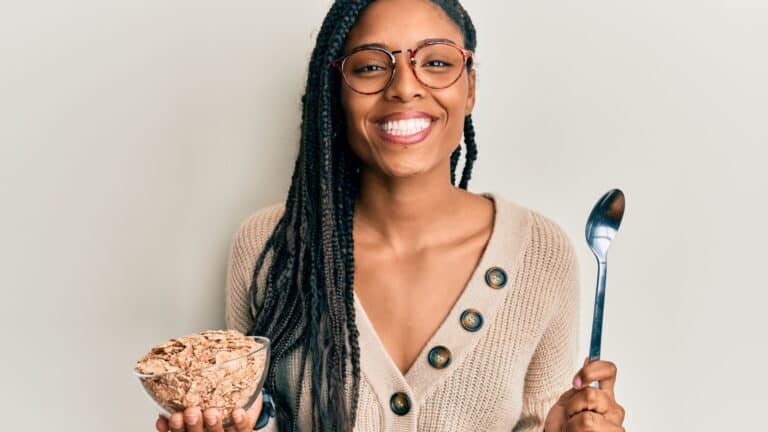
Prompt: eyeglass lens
<box><xmin>342</xmin><ymin>44</ymin><xmax>466</xmax><ymax>93</ymax></box>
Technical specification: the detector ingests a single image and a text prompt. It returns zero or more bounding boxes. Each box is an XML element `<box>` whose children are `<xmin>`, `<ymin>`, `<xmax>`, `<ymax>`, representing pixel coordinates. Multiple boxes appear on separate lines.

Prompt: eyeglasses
<box><xmin>331</xmin><ymin>39</ymin><xmax>474</xmax><ymax>95</ymax></box>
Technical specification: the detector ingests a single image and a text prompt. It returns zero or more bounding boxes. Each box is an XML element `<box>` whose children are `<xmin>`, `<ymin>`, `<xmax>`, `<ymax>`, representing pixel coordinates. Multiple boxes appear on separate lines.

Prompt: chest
<box><xmin>353</xmin><ymin>239</ymin><xmax>488</xmax><ymax>375</ymax></box>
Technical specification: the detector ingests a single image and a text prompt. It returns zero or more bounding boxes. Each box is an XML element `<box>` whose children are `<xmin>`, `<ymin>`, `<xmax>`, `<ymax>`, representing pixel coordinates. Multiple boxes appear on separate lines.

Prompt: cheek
<box><xmin>447</xmin><ymin>80</ymin><xmax>470</xmax><ymax>115</ymax></box>
<box><xmin>340</xmin><ymin>90</ymin><xmax>376</xmax><ymax>159</ymax></box>
<box><xmin>437</xmin><ymin>86</ymin><xmax>470</xmax><ymax>138</ymax></box>
<box><xmin>342</xmin><ymin>90</ymin><xmax>377</xmax><ymax>133</ymax></box>
<box><xmin>341</xmin><ymin>91</ymin><xmax>370</xmax><ymax>132</ymax></box>
<box><xmin>341</xmin><ymin>84</ymin><xmax>371</xmax><ymax>115</ymax></box>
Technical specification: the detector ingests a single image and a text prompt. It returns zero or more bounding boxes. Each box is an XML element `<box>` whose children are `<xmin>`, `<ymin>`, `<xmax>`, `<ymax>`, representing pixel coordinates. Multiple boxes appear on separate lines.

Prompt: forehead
<box><xmin>343</xmin><ymin>0</ymin><xmax>464</xmax><ymax>52</ymax></box>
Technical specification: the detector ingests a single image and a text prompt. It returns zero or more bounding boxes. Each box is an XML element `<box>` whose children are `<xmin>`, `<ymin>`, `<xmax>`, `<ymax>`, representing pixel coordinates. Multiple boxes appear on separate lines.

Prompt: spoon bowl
<box><xmin>585</xmin><ymin>189</ymin><xmax>625</xmax><ymax>263</ymax></box>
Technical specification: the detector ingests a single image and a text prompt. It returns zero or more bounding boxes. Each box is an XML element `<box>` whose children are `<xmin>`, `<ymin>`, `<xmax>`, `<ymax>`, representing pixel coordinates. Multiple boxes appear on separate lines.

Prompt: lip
<box><xmin>374</xmin><ymin>111</ymin><xmax>437</xmax><ymax>145</ymax></box>
<box><xmin>375</xmin><ymin>111</ymin><xmax>436</xmax><ymax>123</ymax></box>
<box><xmin>375</xmin><ymin>121</ymin><xmax>434</xmax><ymax>145</ymax></box>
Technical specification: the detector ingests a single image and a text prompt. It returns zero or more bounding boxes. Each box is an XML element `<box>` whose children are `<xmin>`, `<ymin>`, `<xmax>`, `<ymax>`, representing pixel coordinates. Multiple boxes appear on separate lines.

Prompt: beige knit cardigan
<box><xmin>225</xmin><ymin>192</ymin><xmax>581</xmax><ymax>431</ymax></box>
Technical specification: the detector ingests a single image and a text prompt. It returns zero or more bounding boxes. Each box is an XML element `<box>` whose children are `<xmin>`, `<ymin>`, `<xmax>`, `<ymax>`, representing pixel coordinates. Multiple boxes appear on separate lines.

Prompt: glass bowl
<box><xmin>133</xmin><ymin>335</ymin><xmax>270</xmax><ymax>428</ymax></box>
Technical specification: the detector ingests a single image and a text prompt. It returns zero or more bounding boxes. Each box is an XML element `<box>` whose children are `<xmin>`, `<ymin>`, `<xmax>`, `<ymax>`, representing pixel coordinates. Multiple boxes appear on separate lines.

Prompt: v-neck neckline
<box><xmin>352</xmin><ymin>192</ymin><xmax>533</xmax><ymax>411</ymax></box>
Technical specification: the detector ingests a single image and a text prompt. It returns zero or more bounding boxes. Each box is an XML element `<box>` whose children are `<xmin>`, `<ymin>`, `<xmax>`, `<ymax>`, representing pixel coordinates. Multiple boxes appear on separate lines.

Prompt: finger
<box><xmin>156</xmin><ymin>414</ymin><xmax>170</xmax><ymax>432</ymax></box>
<box><xmin>243</xmin><ymin>392</ymin><xmax>264</xmax><ymax>430</ymax></box>
<box><xmin>573</xmin><ymin>358</ymin><xmax>618</xmax><ymax>396</ymax></box>
<box><xmin>604</xmin><ymin>401</ymin><xmax>626</xmax><ymax>426</ymax></box>
<box><xmin>564</xmin><ymin>410</ymin><xmax>625</xmax><ymax>432</ymax></box>
<box><xmin>564</xmin><ymin>386</ymin><xmax>613</xmax><ymax>417</ymax></box>
<box><xmin>231</xmin><ymin>391</ymin><xmax>262</xmax><ymax>432</ymax></box>
<box><xmin>228</xmin><ymin>408</ymin><xmax>249</xmax><ymax>432</ymax></box>
<box><xmin>203</xmin><ymin>408</ymin><xmax>225</xmax><ymax>432</ymax></box>
<box><xmin>168</xmin><ymin>412</ymin><xmax>186</xmax><ymax>432</ymax></box>
<box><xmin>183</xmin><ymin>407</ymin><xmax>204</xmax><ymax>432</ymax></box>
<box><xmin>553</xmin><ymin>387</ymin><xmax>580</xmax><ymax>407</ymax></box>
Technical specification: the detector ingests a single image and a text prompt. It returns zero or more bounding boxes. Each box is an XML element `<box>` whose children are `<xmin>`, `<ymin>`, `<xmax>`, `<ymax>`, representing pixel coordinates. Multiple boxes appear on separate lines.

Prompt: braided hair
<box><xmin>247</xmin><ymin>1</ymin><xmax>478</xmax><ymax>430</ymax></box>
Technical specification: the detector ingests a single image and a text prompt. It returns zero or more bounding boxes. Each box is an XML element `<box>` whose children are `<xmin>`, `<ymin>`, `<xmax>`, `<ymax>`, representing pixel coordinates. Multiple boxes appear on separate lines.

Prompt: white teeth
<box><xmin>378</xmin><ymin>118</ymin><xmax>431</xmax><ymax>136</ymax></box>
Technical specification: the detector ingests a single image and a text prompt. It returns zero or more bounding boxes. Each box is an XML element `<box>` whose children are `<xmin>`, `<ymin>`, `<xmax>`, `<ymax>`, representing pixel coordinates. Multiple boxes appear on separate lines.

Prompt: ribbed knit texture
<box><xmin>224</xmin><ymin>193</ymin><xmax>580</xmax><ymax>432</ymax></box>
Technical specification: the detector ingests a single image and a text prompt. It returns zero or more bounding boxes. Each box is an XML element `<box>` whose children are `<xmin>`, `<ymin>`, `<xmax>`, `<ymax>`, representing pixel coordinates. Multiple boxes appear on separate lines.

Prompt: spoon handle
<box><xmin>587</xmin><ymin>259</ymin><xmax>607</xmax><ymax>388</ymax></box>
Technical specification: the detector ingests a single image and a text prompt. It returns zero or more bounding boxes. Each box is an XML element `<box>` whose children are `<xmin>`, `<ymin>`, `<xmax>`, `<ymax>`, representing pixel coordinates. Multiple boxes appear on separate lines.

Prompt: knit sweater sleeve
<box><xmin>224</xmin><ymin>202</ymin><xmax>286</xmax><ymax>335</ymax></box>
<box><xmin>513</xmin><ymin>215</ymin><xmax>582</xmax><ymax>432</ymax></box>
<box><xmin>223</xmin><ymin>203</ymin><xmax>285</xmax><ymax>432</ymax></box>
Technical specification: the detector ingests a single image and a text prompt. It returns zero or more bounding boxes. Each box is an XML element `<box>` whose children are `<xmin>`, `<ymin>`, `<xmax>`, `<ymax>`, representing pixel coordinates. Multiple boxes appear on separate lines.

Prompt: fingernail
<box><xmin>184</xmin><ymin>413</ymin><xmax>198</xmax><ymax>425</ymax></box>
<box><xmin>233</xmin><ymin>411</ymin><xmax>243</xmax><ymax>423</ymax></box>
<box><xmin>205</xmin><ymin>415</ymin><xmax>218</xmax><ymax>426</ymax></box>
<box><xmin>170</xmin><ymin>417</ymin><xmax>183</xmax><ymax>428</ymax></box>
<box><xmin>573</xmin><ymin>376</ymin><xmax>582</xmax><ymax>389</ymax></box>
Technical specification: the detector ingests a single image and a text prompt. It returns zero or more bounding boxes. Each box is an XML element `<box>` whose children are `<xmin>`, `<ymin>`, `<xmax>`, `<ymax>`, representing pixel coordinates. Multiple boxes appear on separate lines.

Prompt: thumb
<box><xmin>246</xmin><ymin>392</ymin><xmax>264</xmax><ymax>423</ymax></box>
<box><xmin>231</xmin><ymin>392</ymin><xmax>263</xmax><ymax>432</ymax></box>
<box><xmin>572</xmin><ymin>356</ymin><xmax>591</xmax><ymax>389</ymax></box>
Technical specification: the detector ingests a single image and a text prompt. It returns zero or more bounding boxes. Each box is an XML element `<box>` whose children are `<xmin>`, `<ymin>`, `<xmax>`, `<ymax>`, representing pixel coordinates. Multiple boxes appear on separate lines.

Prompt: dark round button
<box><xmin>390</xmin><ymin>392</ymin><xmax>411</xmax><ymax>416</ymax></box>
<box><xmin>485</xmin><ymin>267</ymin><xmax>508</xmax><ymax>289</ymax></box>
<box><xmin>460</xmin><ymin>309</ymin><xmax>484</xmax><ymax>332</ymax></box>
<box><xmin>427</xmin><ymin>345</ymin><xmax>452</xmax><ymax>369</ymax></box>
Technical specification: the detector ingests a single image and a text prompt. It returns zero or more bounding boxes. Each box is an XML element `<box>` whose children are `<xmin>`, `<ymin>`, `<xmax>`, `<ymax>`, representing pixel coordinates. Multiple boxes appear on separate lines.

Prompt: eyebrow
<box><xmin>346</xmin><ymin>38</ymin><xmax>457</xmax><ymax>53</ymax></box>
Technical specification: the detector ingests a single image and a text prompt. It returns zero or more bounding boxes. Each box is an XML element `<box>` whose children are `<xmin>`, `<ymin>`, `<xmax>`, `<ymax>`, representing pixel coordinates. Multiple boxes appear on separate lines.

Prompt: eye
<box><xmin>353</xmin><ymin>64</ymin><xmax>387</xmax><ymax>74</ymax></box>
<box><xmin>423</xmin><ymin>60</ymin><xmax>453</xmax><ymax>68</ymax></box>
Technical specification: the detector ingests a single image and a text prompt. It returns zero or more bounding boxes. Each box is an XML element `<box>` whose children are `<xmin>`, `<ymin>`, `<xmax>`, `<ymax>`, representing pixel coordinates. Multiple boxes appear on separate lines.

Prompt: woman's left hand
<box><xmin>156</xmin><ymin>390</ymin><xmax>263</xmax><ymax>432</ymax></box>
<box><xmin>543</xmin><ymin>357</ymin><xmax>626</xmax><ymax>431</ymax></box>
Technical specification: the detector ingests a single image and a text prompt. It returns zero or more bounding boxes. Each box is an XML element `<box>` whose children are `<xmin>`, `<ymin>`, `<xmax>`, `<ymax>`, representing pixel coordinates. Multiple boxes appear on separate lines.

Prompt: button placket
<box><xmin>427</xmin><ymin>346</ymin><xmax>452</xmax><ymax>369</ymax></box>
<box><xmin>484</xmin><ymin>266</ymin><xmax>508</xmax><ymax>289</ymax></box>
<box><xmin>389</xmin><ymin>392</ymin><xmax>411</xmax><ymax>416</ymax></box>
<box><xmin>375</xmin><ymin>195</ymin><xmax>532</xmax><ymax>412</ymax></box>
<box><xmin>460</xmin><ymin>308</ymin><xmax>484</xmax><ymax>332</ymax></box>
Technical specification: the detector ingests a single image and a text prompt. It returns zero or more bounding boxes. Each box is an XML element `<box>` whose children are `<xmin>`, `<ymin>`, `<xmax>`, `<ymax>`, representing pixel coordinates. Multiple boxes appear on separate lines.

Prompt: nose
<box><xmin>383</xmin><ymin>50</ymin><xmax>424</xmax><ymax>101</ymax></box>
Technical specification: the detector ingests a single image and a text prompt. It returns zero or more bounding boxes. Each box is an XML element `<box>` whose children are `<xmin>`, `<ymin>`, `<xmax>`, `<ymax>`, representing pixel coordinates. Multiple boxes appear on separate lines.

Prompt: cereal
<box><xmin>135</xmin><ymin>330</ymin><xmax>268</xmax><ymax>425</ymax></box>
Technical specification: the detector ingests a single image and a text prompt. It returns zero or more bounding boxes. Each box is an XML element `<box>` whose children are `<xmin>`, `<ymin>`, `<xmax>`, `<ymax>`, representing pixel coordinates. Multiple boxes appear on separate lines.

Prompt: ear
<box><xmin>465</xmin><ymin>68</ymin><xmax>476</xmax><ymax>116</ymax></box>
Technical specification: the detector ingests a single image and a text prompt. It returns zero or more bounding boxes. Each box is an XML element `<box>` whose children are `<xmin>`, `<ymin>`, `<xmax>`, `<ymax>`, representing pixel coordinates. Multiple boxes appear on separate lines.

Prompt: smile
<box><xmin>375</xmin><ymin>117</ymin><xmax>435</xmax><ymax>145</ymax></box>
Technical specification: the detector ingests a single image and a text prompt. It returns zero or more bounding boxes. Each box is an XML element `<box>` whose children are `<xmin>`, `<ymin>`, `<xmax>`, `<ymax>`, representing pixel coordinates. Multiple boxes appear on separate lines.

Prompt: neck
<box><xmin>354</xmin><ymin>159</ymin><xmax>464</xmax><ymax>252</ymax></box>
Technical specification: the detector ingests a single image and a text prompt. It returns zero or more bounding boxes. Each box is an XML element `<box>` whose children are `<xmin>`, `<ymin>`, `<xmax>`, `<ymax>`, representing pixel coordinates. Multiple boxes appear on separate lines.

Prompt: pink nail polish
<box><xmin>573</xmin><ymin>376</ymin><xmax>582</xmax><ymax>388</ymax></box>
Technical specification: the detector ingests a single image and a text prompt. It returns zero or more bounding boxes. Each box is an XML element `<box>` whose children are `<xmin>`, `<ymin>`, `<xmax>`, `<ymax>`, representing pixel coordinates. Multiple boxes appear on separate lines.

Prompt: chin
<box><xmin>378</xmin><ymin>159</ymin><xmax>435</xmax><ymax>178</ymax></box>
<box><xmin>353</xmin><ymin>139</ymin><xmax>444</xmax><ymax>179</ymax></box>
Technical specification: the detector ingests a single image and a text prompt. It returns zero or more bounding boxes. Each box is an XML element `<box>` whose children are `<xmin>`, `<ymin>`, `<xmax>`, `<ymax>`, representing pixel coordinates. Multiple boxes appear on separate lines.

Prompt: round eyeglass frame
<box><xmin>331</xmin><ymin>39</ymin><xmax>474</xmax><ymax>95</ymax></box>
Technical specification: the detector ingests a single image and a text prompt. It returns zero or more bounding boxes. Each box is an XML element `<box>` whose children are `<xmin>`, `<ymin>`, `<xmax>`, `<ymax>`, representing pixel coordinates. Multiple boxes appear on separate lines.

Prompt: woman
<box><xmin>156</xmin><ymin>0</ymin><xmax>626</xmax><ymax>431</ymax></box>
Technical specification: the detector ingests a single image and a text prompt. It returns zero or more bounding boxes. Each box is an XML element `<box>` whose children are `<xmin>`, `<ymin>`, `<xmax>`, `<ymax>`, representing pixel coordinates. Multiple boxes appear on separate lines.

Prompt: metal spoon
<box><xmin>584</xmin><ymin>188</ymin><xmax>625</xmax><ymax>388</ymax></box>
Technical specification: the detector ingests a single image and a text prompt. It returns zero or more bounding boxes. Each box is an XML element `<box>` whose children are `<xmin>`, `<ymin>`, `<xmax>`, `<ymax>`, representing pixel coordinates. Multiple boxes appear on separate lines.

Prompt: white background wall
<box><xmin>1</xmin><ymin>1</ymin><xmax>766</xmax><ymax>430</ymax></box>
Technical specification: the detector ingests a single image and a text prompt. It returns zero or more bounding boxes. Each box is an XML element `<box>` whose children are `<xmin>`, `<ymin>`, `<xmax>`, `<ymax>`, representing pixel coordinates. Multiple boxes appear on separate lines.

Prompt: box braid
<box><xmin>245</xmin><ymin>1</ymin><xmax>478</xmax><ymax>431</ymax></box>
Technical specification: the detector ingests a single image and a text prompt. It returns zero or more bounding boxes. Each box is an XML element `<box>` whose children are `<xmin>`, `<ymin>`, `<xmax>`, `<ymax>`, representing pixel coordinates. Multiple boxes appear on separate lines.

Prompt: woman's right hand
<box><xmin>155</xmin><ymin>391</ymin><xmax>264</xmax><ymax>432</ymax></box>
